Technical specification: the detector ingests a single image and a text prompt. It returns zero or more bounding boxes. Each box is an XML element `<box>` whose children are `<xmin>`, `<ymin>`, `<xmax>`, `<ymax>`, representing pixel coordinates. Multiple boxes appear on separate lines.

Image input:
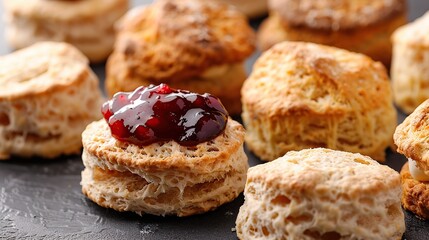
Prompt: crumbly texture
<box><xmin>257</xmin><ymin>11</ymin><xmax>406</xmax><ymax>66</ymax></box>
<box><xmin>400</xmin><ymin>162</ymin><xmax>429</xmax><ymax>220</ymax></box>
<box><xmin>213</xmin><ymin>0</ymin><xmax>267</xmax><ymax>18</ymax></box>
<box><xmin>3</xmin><ymin>0</ymin><xmax>129</xmax><ymax>62</ymax></box>
<box><xmin>236</xmin><ymin>148</ymin><xmax>405</xmax><ymax>240</ymax></box>
<box><xmin>392</xmin><ymin>12</ymin><xmax>429</xmax><ymax>114</ymax></box>
<box><xmin>81</xmin><ymin>119</ymin><xmax>248</xmax><ymax>216</ymax></box>
<box><xmin>269</xmin><ymin>0</ymin><xmax>406</xmax><ymax>30</ymax></box>
<box><xmin>0</xmin><ymin>42</ymin><xmax>104</xmax><ymax>159</ymax></box>
<box><xmin>394</xmin><ymin>99</ymin><xmax>429</xmax><ymax>175</ymax></box>
<box><xmin>242</xmin><ymin>42</ymin><xmax>396</xmax><ymax>161</ymax></box>
<box><xmin>106</xmin><ymin>0</ymin><xmax>255</xmax><ymax>114</ymax></box>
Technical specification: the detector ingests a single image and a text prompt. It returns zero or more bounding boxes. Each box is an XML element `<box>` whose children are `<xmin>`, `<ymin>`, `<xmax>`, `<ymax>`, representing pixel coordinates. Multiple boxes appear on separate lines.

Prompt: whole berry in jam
<box><xmin>101</xmin><ymin>84</ymin><xmax>229</xmax><ymax>146</ymax></box>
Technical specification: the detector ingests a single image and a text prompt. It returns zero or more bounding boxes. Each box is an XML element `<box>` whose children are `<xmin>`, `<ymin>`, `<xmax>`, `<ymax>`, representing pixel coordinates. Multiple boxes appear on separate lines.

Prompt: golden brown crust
<box><xmin>258</xmin><ymin>11</ymin><xmax>407</xmax><ymax>66</ymax></box>
<box><xmin>110</xmin><ymin>0</ymin><xmax>255</xmax><ymax>83</ymax></box>
<box><xmin>400</xmin><ymin>162</ymin><xmax>429</xmax><ymax>219</ymax></box>
<box><xmin>394</xmin><ymin>99</ymin><xmax>429</xmax><ymax>174</ymax></box>
<box><xmin>82</xmin><ymin>118</ymin><xmax>245</xmax><ymax>174</ymax></box>
<box><xmin>242</xmin><ymin>41</ymin><xmax>396</xmax><ymax>161</ymax></box>
<box><xmin>270</xmin><ymin>0</ymin><xmax>406</xmax><ymax>30</ymax></box>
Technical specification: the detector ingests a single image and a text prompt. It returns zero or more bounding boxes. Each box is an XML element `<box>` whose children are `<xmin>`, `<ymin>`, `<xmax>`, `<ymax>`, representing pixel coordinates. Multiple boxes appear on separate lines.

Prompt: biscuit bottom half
<box><xmin>81</xmin><ymin>147</ymin><xmax>248</xmax><ymax>217</ymax></box>
<box><xmin>400</xmin><ymin>162</ymin><xmax>429</xmax><ymax>219</ymax></box>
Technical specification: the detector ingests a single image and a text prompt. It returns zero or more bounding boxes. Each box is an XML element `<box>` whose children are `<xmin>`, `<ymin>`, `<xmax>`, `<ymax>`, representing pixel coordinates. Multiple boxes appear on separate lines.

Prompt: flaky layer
<box><xmin>108</xmin><ymin>0</ymin><xmax>255</xmax><ymax>83</ymax></box>
<box><xmin>81</xmin><ymin>142</ymin><xmax>248</xmax><ymax>216</ymax></box>
<box><xmin>236</xmin><ymin>148</ymin><xmax>404</xmax><ymax>240</ymax></box>
<box><xmin>242</xmin><ymin>42</ymin><xmax>396</xmax><ymax>161</ymax></box>
<box><xmin>270</xmin><ymin>0</ymin><xmax>406</xmax><ymax>30</ymax></box>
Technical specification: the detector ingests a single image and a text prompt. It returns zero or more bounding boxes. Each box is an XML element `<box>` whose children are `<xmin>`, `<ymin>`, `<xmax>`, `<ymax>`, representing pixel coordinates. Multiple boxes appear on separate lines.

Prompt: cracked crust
<box><xmin>241</xmin><ymin>41</ymin><xmax>397</xmax><ymax>161</ymax></box>
<box><xmin>269</xmin><ymin>0</ymin><xmax>406</xmax><ymax>30</ymax></box>
<box><xmin>400</xmin><ymin>162</ymin><xmax>429</xmax><ymax>219</ymax></box>
<box><xmin>106</xmin><ymin>0</ymin><xmax>255</xmax><ymax>83</ymax></box>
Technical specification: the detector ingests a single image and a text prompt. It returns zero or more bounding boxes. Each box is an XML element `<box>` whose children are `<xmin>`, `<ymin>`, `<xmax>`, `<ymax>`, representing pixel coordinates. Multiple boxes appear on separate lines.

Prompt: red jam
<box><xmin>101</xmin><ymin>84</ymin><xmax>229</xmax><ymax>146</ymax></box>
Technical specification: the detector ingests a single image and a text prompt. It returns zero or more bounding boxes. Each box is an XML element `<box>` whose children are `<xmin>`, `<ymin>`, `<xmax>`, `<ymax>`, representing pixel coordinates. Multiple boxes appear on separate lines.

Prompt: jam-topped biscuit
<box><xmin>0</xmin><ymin>42</ymin><xmax>104</xmax><ymax>159</ymax></box>
<box><xmin>105</xmin><ymin>0</ymin><xmax>256</xmax><ymax>114</ymax></box>
<box><xmin>81</xmin><ymin>84</ymin><xmax>248</xmax><ymax>216</ymax></box>
<box><xmin>3</xmin><ymin>0</ymin><xmax>129</xmax><ymax>62</ymax></box>
<box><xmin>258</xmin><ymin>0</ymin><xmax>407</xmax><ymax>66</ymax></box>
<box><xmin>241</xmin><ymin>41</ymin><xmax>397</xmax><ymax>161</ymax></box>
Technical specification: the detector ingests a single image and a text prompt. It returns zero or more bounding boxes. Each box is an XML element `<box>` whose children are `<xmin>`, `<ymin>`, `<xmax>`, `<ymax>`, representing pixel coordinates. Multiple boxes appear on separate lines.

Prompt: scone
<box><xmin>213</xmin><ymin>0</ymin><xmax>267</xmax><ymax>18</ymax></box>
<box><xmin>105</xmin><ymin>0</ymin><xmax>256</xmax><ymax>115</ymax></box>
<box><xmin>2</xmin><ymin>0</ymin><xmax>129</xmax><ymax>62</ymax></box>
<box><xmin>0</xmin><ymin>42</ymin><xmax>104</xmax><ymax>160</ymax></box>
<box><xmin>81</xmin><ymin>84</ymin><xmax>248</xmax><ymax>216</ymax></box>
<box><xmin>258</xmin><ymin>0</ymin><xmax>407</xmax><ymax>66</ymax></box>
<box><xmin>392</xmin><ymin>11</ymin><xmax>429</xmax><ymax>114</ymax></box>
<box><xmin>241</xmin><ymin>41</ymin><xmax>397</xmax><ymax>161</ymax></box>
<box><xmin>236</xmin><ymin>148</ymin><xmax>405</xmax><ymax>240</ymax></box>
<box><xmin>394</xmin><ymin>99</ymin><xmax>429</xmax><ymax>219</ymax></box>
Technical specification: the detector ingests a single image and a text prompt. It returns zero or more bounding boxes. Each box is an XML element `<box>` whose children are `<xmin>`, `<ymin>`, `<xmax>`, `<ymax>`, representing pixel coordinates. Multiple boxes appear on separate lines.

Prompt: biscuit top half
<box><xmin>3</xmin><ymin>0</ymin><xmax>128</xmax><ymax>21</ymax></box>
<box><xmin>0</xmin><ymin>42</ymin><xmax>91</xmax><ymax>100</ymax></box>
<box><xmin>247</xmin><ymin>148</ymin><xmax>400</xmax><ymax>196</ymax></box>
<box><xmin>269</xmin><ymin>0</ymin><xmax>406</xmax><ymax>30</ymax></box>
<box><xmin>393</xmin><ymin>11</ymin><xmax>429</xmax><ymax>47</ymax></box>
<box><xmin>113</xmin><ymin>0</ymin><xmax>256</xmax><ymax>82</ymax></box>
<box><xmin>242</xmin><ymin>41</ymin><xmax>391</xmax><ymax>117</ymax></box>
<box><xmin>82</xmin><ymin>118</ymin><xmax>245</xmax><ymax>174</ymax></box>
<box><xmin>394</xmin><ymin>99</ymin><xmax>429</xmax><ymax>170</ymax></box>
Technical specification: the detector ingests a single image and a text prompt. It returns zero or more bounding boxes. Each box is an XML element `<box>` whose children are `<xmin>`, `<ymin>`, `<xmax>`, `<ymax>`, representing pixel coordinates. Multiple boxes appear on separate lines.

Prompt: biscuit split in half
<box><xmin>241</xmin><ymin>41</ymin><xmax>397</xmax><ymax>161</ymax></box>
<box><xmin>236</xmin><ymin>148</ymin><xmax>405</xmax><ymax>240</ymax></box>
<box><xmin>81</xmin><ymin>119</ymin><xmax>248</xmax><ymax>216</ymax></box>
<box><xmin>3</xmin><ymin>0</ymin><xmax>129</xmax><ymax>62</ymax></box>
<box><xmin>105</xmin><ymin>0</ymin><xmax>256</xmax><ymax>115</ymax></box>
<box><xmin>0</xmin><ymin>42</ymin><xmax>104</xmax><ymax>160</ymax></box>
<box><xmin>258</xmin><ymin>0</ymin><xmax>407</xmax><ymax>66</ymax></box>
<box><xmin>394</xmin><ymin>99</ymin><xmax>429</xmax><ymax>219</ymax></box>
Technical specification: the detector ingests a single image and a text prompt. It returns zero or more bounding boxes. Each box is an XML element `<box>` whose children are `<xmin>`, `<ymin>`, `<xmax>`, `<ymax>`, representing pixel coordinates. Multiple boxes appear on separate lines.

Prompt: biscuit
<box><xmin>236</xmin><ymin>148</ymin><xmax>404</xmax><ymax>240</ymax></box>
<box><xmin>400</xmin><ymin>162</ymin><xmax>429</xmax><ymax>219</ymax></box>
<box><xmin>105</xmin><ymin>0</ymin><xmax>256</xmax><ymax>114</ymax></box>
<box><xmin>392</xmin><ymin>11</ymin><xmax>429</xmax><ymax>114</ymax></box>
<box><xmin>241</xmin><ymin>42</ymin><xmax>397</xmax><ymax>161</ymax></box>
<box><xmin>3</xmin><ymin>0</ymin><xmax>129</xmax><ymax>62</ymax></box>
<box><xmin>81</xmin><ymin>119</ymin><xmax>248</xmax><ymax>216</ymax></box>
<box><xmin>258</xmin><ymin>0</ymin><xmax>407</xmax><ymax>66</ymax></box>
<box><xmin>0</xmin><ymin>42</ymin><xmax>104</xmax><ymax>160</ymax></box>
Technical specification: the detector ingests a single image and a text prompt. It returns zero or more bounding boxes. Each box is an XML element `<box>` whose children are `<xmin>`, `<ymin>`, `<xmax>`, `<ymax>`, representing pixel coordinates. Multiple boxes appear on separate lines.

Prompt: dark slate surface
<box><xmin>1</xmin><ymin>0</ymin><xmax>429</xmax><ymax>239</ymax></box>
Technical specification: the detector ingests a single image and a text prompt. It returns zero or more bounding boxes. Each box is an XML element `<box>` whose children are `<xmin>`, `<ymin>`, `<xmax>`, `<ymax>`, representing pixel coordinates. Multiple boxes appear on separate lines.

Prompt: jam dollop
<box><xmin>102</xmin><ymin>84</ymin><xmax>229</xmax><ymax>146</ymax></box>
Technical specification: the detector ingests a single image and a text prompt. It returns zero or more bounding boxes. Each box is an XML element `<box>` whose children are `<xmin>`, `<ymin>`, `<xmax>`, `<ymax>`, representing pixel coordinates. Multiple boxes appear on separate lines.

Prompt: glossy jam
<box><xmin>101</xmin><ymin>84</ymin><xmax>229</xmax><ymax>146</ymax></box>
